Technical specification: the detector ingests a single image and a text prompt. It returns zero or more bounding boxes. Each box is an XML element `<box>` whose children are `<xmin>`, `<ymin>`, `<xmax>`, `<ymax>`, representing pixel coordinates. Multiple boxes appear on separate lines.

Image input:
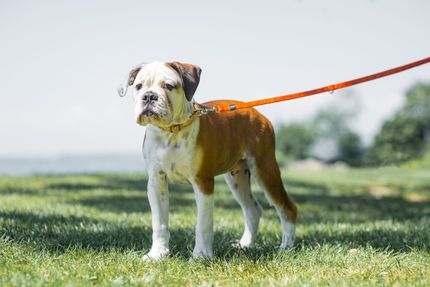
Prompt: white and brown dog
<box><xmin>118</xmin><ymin>61</ymin><xmax>297</xmax><ymax>259</ymax></box>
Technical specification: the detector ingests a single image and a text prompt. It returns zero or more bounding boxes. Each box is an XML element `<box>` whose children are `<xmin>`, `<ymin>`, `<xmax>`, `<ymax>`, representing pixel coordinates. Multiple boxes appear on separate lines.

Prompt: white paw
<box><xmin>279</xmin><ymin>233</ymin><xmax>295</xmax><ymax>250</ymax></box>
<box><xmin>192</xmin><ymin>247</ymin><xmax>213</xmax><ymax>259</ymax></box>
<box><xmin>231</xmin><ymin>240</ymin><xmax>244</xmax><ymax>249</ymax></box>
<box><xmin>142</xmin><ymin>247</ymin><xmax>170</xmax><ymax>261</ymax></box>
<box><xmin>279</xmin><ymin>237</ymin><xmax>295</xmax><ymax>250</ymax></box>
<box><xmin>232</xmin><ymin>237</ymin><xmax>253</xmax><ymax>249</ymax></box>
<box><xmin>239</xmin><ymin>232</ymin><xmax>254</xmax><ymax>248</ymax></box>
<box><xmin>279</xmin><ymin>221</ymin><xmax>295</xmax><ymax>250</ymax></box>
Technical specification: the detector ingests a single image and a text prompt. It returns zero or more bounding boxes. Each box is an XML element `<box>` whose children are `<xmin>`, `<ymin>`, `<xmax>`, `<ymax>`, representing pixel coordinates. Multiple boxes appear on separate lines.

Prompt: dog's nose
<box><xmin>143</xmin><ymin>92</ymin><xmax>158</xmax><ymax>104</ymax></box>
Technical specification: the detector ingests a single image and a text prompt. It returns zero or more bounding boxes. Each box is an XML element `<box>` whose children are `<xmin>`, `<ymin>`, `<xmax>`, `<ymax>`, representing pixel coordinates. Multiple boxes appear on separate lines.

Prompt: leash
<box><xmin>166</xmin><ymin>56</ymin><xmax>430</xmax><ymax>132</ymax></box>
<box><xmin>200</xmin><ymin>56</ymin><xmax>430</xmax><ymax>113</ymax></box>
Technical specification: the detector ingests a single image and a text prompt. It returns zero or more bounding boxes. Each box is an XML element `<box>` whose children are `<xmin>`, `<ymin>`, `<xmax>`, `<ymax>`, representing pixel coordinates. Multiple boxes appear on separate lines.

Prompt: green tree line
<box><xmin>276</xmin><ymin>82</ymin><xmax>430</xmax><ymax>167</ymax></box>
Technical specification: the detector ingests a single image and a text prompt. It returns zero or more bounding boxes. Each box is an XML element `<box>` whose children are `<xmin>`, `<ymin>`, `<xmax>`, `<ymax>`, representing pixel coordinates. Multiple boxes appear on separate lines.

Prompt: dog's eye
<box><xmin>136</xmin><ymin>83</ymin><xmax>143</xmax><ymax>91</ymax></box>
<box><xmin>165</xmin><ymin>83</ymin><xmax>174</xmax><ymax>91</ymax></box>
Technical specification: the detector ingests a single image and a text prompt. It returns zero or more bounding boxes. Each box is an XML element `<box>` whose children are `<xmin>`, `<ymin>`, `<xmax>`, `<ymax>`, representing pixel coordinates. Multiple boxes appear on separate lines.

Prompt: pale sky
<box><xmin>1</xmin><ymin>0</ymin><xmax>429</xmax><ymax>157</ymax></box>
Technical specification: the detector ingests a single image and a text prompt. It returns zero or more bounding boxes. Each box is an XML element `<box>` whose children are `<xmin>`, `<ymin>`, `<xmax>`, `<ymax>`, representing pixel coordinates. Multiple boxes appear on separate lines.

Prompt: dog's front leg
<box><xmin>191</xmin><ymin>178</ymin><xmax>214</xmax><ymax>259</ymax></box>
<box><xmin>143</xmin><ymin>169</ymin><xmax>170</xmax><ymax>260</ymax></box>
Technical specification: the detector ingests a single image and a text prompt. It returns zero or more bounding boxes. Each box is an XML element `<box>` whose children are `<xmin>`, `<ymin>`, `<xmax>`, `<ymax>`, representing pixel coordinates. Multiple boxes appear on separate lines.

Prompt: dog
<box><xmin>118</xmin><ymin>61</ymin><xmax>297</xmax><ymax>259</ymax></box>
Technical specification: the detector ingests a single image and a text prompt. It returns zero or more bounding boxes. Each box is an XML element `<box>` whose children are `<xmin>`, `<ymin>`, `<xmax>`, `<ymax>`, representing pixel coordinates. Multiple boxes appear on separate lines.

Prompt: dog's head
<box><xmin>118</xmin><ymin>61</ymin><xmax>201</xmax><ymax>128</ymax></box>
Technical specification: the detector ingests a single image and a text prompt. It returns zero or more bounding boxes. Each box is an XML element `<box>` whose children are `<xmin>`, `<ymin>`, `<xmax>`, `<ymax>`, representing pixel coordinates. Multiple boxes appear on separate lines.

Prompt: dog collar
<box><xmin>159</xmin><ymin>103</ymin><xmax>209</xmax><ymax>133</ymax></box>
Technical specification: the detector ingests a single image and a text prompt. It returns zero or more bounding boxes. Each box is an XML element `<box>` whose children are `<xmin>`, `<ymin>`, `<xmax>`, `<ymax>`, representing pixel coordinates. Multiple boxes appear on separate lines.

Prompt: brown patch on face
<box><xmin>165</xmin><ymin>61</ymin><xmax>202</xmax><ymax>101</ymax></box>
<box><xmin>128</xmin><ymin>64</ymin><xmax>145</xmax><ymax>86</ymax></box>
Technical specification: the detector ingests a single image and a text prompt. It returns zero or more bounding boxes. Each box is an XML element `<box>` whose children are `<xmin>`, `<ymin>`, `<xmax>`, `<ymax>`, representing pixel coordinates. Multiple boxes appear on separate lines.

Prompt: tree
<box><xmin>367</xmin><ymin>82</ymin><xmax>430</xmax><ymax>165</ymax></box>
<box><xmin>276</xmin><ymin>123</ymin><xmax>315</xmax><ymax>161</ymax></box>
<box><xmin>309</xmin><ymin>105</ymin><xmax>363</xmax><ymax>164</ymax></box>
<box><xmin>276</xmin><ymin>92</ymin><xmax>364</xmax><ymax>165</ymax></box>
<box><xmin>337</xmin><ymin>131</ymin><xmax>362</xmax><ymax>166</ymax></box>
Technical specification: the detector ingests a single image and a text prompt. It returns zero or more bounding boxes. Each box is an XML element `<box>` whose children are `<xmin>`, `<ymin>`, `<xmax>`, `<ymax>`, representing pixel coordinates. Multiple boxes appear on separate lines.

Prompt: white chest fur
<box><xmin>142</xmin><ymin>120</ymin><xmax>200</xmax><ymax>183</ymax></box>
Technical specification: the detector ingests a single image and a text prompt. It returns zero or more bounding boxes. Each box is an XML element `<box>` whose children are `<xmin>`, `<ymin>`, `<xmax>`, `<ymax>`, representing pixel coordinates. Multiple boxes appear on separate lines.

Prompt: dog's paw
<box><xmin>239</xmin><ymin>234</ymin><xmax>254</xmax><ymax>248</ymax></box>
<box><xmin>192</xmin><ymin>248</ymin><xmax>213</xmax><ymax>260</ymax></box>
<box><xmin>142</xmin><ymin>247</ymin><xmax>170</xmax><ymax>261</ymax></box>
<box><xmin>279</xmin><ymin>234</ymin><xmax>295</xmax><ymax>250</ymax></box>
<box><xmin>231</xmin><ymin>238</ymin><xmax>252</xmax><ymax>249</ymax></box>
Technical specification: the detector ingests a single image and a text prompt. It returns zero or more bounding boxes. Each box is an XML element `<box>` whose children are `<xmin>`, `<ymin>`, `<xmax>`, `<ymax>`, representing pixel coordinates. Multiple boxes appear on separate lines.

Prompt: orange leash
<box><xmin>206</xmin><ymin>56</ymin><xmax>430</xmax><ymax>113</ymax></box>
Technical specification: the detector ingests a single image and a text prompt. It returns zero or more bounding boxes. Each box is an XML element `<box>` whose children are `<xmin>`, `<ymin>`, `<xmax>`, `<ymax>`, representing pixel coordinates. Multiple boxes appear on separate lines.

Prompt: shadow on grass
<box><xmin>0</xmin><ymin>209</ymin><xmax>278</xmax><ymax>259</ymax></box>
<box><xmin>1</xmin><ymin>206</ymin><xmax>428</xmax><ymax>260</ymax></box>
<box><xmin>46</xmin><ymin>175</ymin><xmax>149</xmax><ymax>192</ymax></box>
<box><xmin>0</xmin><ymin>187</ymin><xmax>42</xmax><ymax>195</ymax></box>
<box><xmin>1</xmin><ymin>175</ymin><xmax>429</xmax><ymax>257</ymax></box>
<box><xmin>294</xmin><ymin>192</ymin><xmax>430</xmax><ymax>223</ymax></box>
<box><xmin>0</xmin><ymin>174</ymin><xmax>150</xmax><ymax>196</ymax></box>
<box><xmin>0</xmin><ymin>210</ymin><xmax>150</xmax><ymax>252</ymax></box>
<box><xmin>67</xmin><ymin>179</ymin><xmax>196</xmax><ymax>214</ymax></box>
<box><xmin>3</xmin><ymin>194</ymin><xmax>430</xmax><ymax>256</ymax></box>
<box><xmin>72</xmin><ymin>193</ymin><xmax>196</xmax><ymax>214</ymax></box>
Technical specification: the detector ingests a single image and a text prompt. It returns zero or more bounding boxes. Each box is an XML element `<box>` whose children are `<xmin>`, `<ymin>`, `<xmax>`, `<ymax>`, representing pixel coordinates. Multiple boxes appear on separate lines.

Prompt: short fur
<box><xmin>119</xmin><ymin>61</ymin><xmax>297</xmax><ymax>259</ymax></box>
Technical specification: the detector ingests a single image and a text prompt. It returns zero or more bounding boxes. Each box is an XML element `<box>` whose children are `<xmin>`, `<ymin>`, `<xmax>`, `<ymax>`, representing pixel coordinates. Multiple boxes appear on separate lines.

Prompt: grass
<box><xmin>0</xmin><ymin>167</ymin><xmax>429</xmax><ymax>286</ymax></box>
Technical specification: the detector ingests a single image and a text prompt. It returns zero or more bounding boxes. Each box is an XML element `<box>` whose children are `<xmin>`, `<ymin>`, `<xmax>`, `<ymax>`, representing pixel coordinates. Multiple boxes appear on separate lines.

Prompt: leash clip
<box><xmin>193</xmin><ymin>102</ymin><xmax>218</xmax><ymax>115</ymax></box>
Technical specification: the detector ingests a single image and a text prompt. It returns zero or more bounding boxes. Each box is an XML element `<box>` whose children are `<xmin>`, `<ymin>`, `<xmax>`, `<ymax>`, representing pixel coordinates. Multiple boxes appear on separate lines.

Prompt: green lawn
<box><xmin>0</xmin><ymin>167</ymin><xmax>429</xmax><ymax>286</ymax></box>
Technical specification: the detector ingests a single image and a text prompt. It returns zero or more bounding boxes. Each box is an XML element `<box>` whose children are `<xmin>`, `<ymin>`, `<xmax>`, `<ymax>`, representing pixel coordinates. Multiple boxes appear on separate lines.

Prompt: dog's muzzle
<box><xmin>136</xmin><ymin>91</ymin><xmax>163</xmax><ymax>124</ymax></box>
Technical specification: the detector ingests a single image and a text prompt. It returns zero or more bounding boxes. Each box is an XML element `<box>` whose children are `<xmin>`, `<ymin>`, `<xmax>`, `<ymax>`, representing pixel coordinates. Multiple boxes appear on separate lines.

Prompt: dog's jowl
<box><xmin>118</xmin><ymin>61</ymin><xmax>298</xmax><ymax>260</ymax></box>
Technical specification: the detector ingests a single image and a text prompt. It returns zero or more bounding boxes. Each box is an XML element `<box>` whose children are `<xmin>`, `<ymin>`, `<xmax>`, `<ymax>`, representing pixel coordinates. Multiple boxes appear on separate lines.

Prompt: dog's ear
<box><xmin>166</xmin><ymin>62</ymin><xmax>202</xmax><ymax>101</ymax></box>
<box><xmin>117</xmin><ymin>63</ymin><xmax>145</xmax><ymax>97</ymax></box>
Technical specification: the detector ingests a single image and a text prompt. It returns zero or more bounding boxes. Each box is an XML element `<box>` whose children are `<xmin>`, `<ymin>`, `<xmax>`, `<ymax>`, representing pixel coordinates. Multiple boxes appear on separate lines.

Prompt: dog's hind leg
<box><xmin>249</xmin><ymin>151</ymin><xmax>298</xmax><ymax>249</ymax></box>
<box><xmin>246</xmin><ymin>120</ymin><xmax>298</xmax><ymax>250</ymax></box>
<box><xmin>224</xmin><ymin>159</ymin><xmax>262</xmax><ymax>248</ymax></box>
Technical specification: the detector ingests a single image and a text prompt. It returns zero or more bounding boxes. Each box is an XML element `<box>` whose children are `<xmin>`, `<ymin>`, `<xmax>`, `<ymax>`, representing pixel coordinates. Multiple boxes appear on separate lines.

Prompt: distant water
<box><xmin>0</xmin><ymin>154</ymin><xmax>146</xmax><ymax>176</ymax></box>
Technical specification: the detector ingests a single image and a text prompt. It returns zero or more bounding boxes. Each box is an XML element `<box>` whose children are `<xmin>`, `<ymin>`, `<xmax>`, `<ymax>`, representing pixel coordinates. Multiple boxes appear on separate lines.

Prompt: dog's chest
<box><xmin>143</xmin><ymin>124</ymin><xmax>200</xmax><ymax>183</ymax></box>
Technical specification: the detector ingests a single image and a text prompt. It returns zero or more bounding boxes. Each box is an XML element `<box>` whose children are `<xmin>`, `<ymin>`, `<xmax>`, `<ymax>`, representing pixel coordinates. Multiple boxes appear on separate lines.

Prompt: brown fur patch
<box><xmin>165</xmin><ymin>62</ymin><xmax>201</xmax><ymax>101</ymax></box>
<box><xmin>194</xmin><ymin>100</ymin><xmax>297</xmax><ymax>221</ymax></box>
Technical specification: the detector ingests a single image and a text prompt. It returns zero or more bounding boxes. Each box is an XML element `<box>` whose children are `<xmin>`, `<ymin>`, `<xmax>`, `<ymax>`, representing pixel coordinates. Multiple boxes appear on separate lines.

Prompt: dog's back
<box><xmin>196</xmin><ymin>100</ymin><xmax>275</xmax><ymax>175</ymax></box>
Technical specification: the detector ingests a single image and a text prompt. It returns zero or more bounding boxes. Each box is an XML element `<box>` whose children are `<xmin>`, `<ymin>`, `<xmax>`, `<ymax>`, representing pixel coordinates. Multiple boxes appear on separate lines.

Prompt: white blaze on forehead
<box><xmin>135</xmin><ymin>61</ymin><xmax>181</xmax><ymax>87</ymax></box>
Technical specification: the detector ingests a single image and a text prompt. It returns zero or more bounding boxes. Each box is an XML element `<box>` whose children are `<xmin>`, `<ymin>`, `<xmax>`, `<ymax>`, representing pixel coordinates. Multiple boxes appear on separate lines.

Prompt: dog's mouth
<box><xmin>141</xmin><ymin>109</ymin><xmax>158</xmax><ymax>117</ymax></box>
<box><xmin>136</xmin><ymin>108</ymin><xmax>160</xmax><ymax>125</ymax></box>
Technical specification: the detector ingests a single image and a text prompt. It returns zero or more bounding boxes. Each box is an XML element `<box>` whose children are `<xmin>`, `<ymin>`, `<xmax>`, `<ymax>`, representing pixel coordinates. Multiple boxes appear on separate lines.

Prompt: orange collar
<box><xmin>158</xmin><ymin>103</ymin><xmax>207</xmax><ymax>133</ymax></box>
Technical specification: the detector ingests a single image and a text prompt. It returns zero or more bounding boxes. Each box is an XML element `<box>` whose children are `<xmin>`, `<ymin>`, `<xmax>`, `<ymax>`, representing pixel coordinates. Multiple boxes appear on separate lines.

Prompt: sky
<box><xmin>1</xmin><ymin>0</ymin><xmax>429</xmax><ymax>157</ymax></box>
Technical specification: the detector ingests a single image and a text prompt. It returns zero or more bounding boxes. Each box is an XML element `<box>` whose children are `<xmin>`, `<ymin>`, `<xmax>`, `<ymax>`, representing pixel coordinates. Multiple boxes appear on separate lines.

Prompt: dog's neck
<box><xmin>154</xmin><ymin>101</ymin><xmax>200</xmax><ymax>133</ymax></box>
<box><xmin>170</xmin><ymin>101</ymin><xmax>194</xmax><ymax>126</ymax></box>
<box><xmin>147</xmin><ymin>115</ymin><xmax>199</xmax><ymax>141</ymax></box>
